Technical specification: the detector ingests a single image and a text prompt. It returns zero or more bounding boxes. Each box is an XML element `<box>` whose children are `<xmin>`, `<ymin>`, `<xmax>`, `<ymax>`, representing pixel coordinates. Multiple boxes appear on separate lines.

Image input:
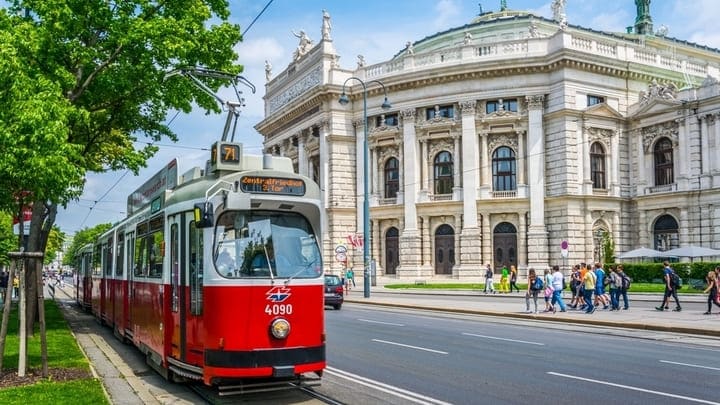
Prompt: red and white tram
<box><xmin>75</xmin><ymin>141</ymin><xmax>325</xmax><ymax>390</ymax></box>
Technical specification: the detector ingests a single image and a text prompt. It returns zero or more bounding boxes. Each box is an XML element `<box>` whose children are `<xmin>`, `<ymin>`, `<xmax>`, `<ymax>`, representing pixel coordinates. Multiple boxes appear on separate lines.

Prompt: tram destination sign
<box><xmin>240</xmin><ymin>176</ymin><xmax>305</xmax><ymax>196</ymax></box>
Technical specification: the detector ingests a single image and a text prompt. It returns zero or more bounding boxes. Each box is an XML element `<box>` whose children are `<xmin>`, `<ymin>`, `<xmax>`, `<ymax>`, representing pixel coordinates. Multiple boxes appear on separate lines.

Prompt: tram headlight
<box><xmin>270</xmin><ymin>318</ymin><xmax>291</xmax><ymax>339</ymax></box>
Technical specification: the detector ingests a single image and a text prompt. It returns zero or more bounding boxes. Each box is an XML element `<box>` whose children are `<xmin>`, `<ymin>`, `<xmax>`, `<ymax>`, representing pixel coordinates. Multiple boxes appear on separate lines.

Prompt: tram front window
<box><xmin>213</xmin><ymin>211</ymin><xmax>322</xmax><ymax>279</ymax></box>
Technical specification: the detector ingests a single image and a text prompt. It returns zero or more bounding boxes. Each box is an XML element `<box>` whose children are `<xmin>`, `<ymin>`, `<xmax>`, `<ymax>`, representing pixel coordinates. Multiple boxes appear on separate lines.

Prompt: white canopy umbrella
<box><xmin>616</xmin><ymin>247</ymin><xmax>667</xmax><ymax>260</ymax></box>
<box><xmin>663</xmin><ymin>245</ymin><xmax>720</xmax><ymax>258</ymax></box>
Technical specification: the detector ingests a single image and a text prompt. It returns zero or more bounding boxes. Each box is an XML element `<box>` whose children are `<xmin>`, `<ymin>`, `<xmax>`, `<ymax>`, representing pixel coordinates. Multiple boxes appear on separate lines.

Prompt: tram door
<box><xmin>168</xmin><ymin>215</ymin><xmax>184</xmax><ymax>359</ymax></box>
<box><xmin>125</xmin><ymin>231</ymin><xmax>135</xmax><ymax>339</ymax></box>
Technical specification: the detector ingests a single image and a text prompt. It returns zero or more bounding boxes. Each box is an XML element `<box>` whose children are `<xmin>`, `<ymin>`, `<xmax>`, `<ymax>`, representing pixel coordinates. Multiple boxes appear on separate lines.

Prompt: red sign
<box><xmin>12</xmin><ymin>207</ymin><xmax>32</xmax><ymax>225</ymax></box>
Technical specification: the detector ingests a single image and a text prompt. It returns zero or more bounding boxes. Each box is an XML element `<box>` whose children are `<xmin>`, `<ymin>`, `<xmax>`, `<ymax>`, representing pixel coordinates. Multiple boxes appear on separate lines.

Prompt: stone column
<box><xmin>679</xmin><ymin>208</ymin><xmax>689</xmax><ymax>246</ymax></box>
<box><xmin>318</xmin><ymin>121</ymin><xmax>330</xmax><ymax>272</ymax></box>
<box><xmin>582</xmin><ymin>125</ymin><xmax>592</xmax><ymax>194</ymax></box>
<box><xmin>458</xmin><ymin>100</ymin><xmax>481</xmax><ymax>276</ymax></box>
<box><xmin>700</xmin><ymin>115</ymin><xmax>711</xmax><ymax>188</ymax></box>
<box><xmin>481</xmin><ymin>213</ymin><xmax>491</xmax><ymax>267</ymax></box>
<box><xmin>611</xmin><ymin>130</ymin><xmax>620</xmax><ymax>195</ymax></box>
<box><xmin>676</xmin><ymin>117</ymin><xmax>689</xmax><ymax>190</ymax></box>
<box><xmin>479</xmin><ymin>131</ymin><xmax>490</xmax><ymax>198</ymax></box>
<box><xmin>297</xmin><ymin>133</ymin><xmax>307</xmax><ymax>176</ymax></box>
<box><xmin>422</xmin><ymin>215</ymin><xmax>432</xmax><ymax>270</ymax></box>
<box><xmin>397</xmin><ymin>140</ymin><xmax>404</xmax><ymax>204</ymax></box>
<box><xmin>354</xmin><ymin>119</ymin><xmax>365</xmax><ymax>232</ymax></box>
<box><xmin>517</xmin><ymin>130</ymin><xmax>526</xmax><ymax>187</ymax></box>
<box><xmin>420</xmin><ymin>139</ymin><xmax>430</xmax><ymax>200</ymax></box>
<box><xmin>638</xmin><ymin>209</ymin><xmax>648</xmax><ymax>248</ymax></box>
<box><xmin>371</xmin><ymin>146</ymin><xmax>379</xmax><ymax>203</ymax></box>
<box><xmin>634</xmin><ymin>130</ymin><xmax>645</xmax><ymax>195</ymax></box>
<box><xmin>398</xmin><ymin>109</ymin><xmax>421</xmax><ymax>276</ymax></box>
<box><xmin>525</xmin><ymin>94</ymin><xmax>548</xmax><ymax>269</ymax></box>
<box><xmin>372</xmin><ymin>219</ymin><xmax>381</xmax><ymax>275</ymax></box>
<box><xmin>452</xmin><ymin>135</ymin><xmax>462</xmax><ymax>199</ymax></box>
<box><xmin>518</xmin><ymin>211</ymin><xmax>527</xmax><ymax>277</ymax></box>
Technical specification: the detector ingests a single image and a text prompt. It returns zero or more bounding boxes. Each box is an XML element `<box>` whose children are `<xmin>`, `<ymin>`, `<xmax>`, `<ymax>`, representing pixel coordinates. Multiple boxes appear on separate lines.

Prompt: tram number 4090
<box><xmin>265</xmin><ymin>304</ymin><xmax>293</xmax><ymax>316</ymax></box>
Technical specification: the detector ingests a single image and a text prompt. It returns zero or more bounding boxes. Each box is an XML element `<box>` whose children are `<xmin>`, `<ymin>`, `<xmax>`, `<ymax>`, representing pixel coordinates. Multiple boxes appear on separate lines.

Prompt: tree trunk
<box><xmin>24</xmin><ymin>201</ymin><xmax>54</xmax><ymax>337</ymax></box>
<box><xmin>0</xmin><ymin>261</ymin><xmax>17</xmax><ymax>372</ymax></box>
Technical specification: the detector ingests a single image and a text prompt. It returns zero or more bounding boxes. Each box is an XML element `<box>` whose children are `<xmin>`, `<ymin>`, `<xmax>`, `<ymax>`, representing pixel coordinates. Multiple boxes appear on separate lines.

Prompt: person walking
<box><xmin>702</xmin><ymin>271</ymin><xmax>720</xmax><ymax>315</ymax></box>
<box><xmin>0</xmin><ymin>270</ymin><xmax>7</xmax><ymax>303</ymax></box>
<box><xmin>616</xmin><ymin>264</ymin><xmax>631</xmax><ymax>310</ymax></box>
<box><xmin>593</xmin><ymin>263</ymin><xmax>609</xmax><ymax>310</ymax></box>
<box><xmin>509</xmin><ymin>265</ymin><xmax>520</xmax><ymax>292</ymax></box>
<box><xmin>607</xmin><ymin>266</ymin><xmax>622</xmax><ymax>311</ymax></box>
<box><xmin>656</xmin><ymin>261</ymin><xmax>681</xmax><ymax>312</ymax></box>
<box><xmin>550</xmin><ymin>265</ymin><xmax>567</xmax><ymax>313</ymax></box>
<box><xmin>525</xmin><ymin>268</ymin><xmax>540</xmax><ymax>313</ymax></box>
<box><xmin>12</xmin><ymin>274</ymin><xmax>19</xmax><ymax>300</ymax></box>
<box><xmin>582</xmin><ymin>265</ymin><xmax>597</xmax><ymax>313</ymax></box>
<box><xmin>345</xmin><ymin>267</ymin><xmax>355</xmax><ymax>289</ymax></box>
<box><xmin>499</xmin><ymin>266</ymin><xmax>509</xmax><ymax>293</ymax></box>
<box><xmin>483</xmin><ymin>264</ymin><xmax>495</xmax><ymax>294</ymax></box>
<box><xmin>569</xmin><ymin>265</ymin><xmax>582</xmax><ymax>309</ymax></box>
<box><xmin>543</xmin><ymin>268</ymin><xmax>553</xmax><ymax>312</ymax></box>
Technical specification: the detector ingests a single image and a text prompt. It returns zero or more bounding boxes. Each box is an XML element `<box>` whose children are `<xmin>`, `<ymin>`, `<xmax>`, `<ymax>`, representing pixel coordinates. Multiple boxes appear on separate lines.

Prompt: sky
<box><xmin>52</xmin><ymin>0</ymin><xmax>720</xmax><ymax>236</ymax></box>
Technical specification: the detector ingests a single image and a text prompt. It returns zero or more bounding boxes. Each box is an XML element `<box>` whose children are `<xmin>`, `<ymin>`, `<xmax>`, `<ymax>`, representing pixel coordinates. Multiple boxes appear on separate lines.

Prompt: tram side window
<box><xmin>189</xmin><ymin>221</ymin><xmax>203</xmax><ymax>315</ymax></box>
<box><xmin>148</xmin><ymin>231</ymin><xmax>164</xmax><ymax>278</ymax></box>
<box><xmin>93</xmin><ymin>245</ymin><xmax>102</xmax><ymax>276</ymax></box>
<box><xmin>104</xmin><ymin>239</ymin><xmax>113</xmax><ymax>276</ymax></box>
<box><xmin>115</xmin><ymin>234</ymin><xmax>124</xmax><ymax>277</ymax></box>
<box><xmin>134</xmin><ymin>237</ymin><xmax>148</xmax><ymax>277</ymax></box>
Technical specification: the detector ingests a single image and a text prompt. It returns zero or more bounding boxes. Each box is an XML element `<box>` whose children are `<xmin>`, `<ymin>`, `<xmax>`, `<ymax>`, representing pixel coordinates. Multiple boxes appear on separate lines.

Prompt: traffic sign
<box><xmin>560</xmin><ymin>240</ymin><xmax>569</xmax><ymax>258</ymax></box>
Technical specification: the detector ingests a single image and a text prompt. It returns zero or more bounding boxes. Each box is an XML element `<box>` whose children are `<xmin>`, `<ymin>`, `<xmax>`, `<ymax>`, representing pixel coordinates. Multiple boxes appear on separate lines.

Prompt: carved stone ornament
<box><xmin>525</xmin><ymin>94</ymin><xmax>544</xmax><ymax>109</ymax></box>
<box><xmin>587</xmin><ymin>127</ymin><xmax>613</xmax><ymax>149</ymax></box>
<box><xmin>640</xmin><ymin>121</ymin><xmax>679</xmax><ymax>152</ymax></box>
<box><xmin>487</xmin><ymin>134</ymin><xmax>518</xmax><ymax>152</ymax></box>
<box><xmin>701</xmin><ymin>74</ymin><xmax>719</xmax><ymax>87</ymax></box>
<box><xmin>268</xmin><ymin>66</ymin><xmax>322</xmax><ymax>114</ymax></box>
<box><xmin>639</xmin><ymin>79</ymin><xmax>678</xmax><ymax>105</ymax></box>
<box><xmin>460</xmin><ymin>100</ymin><xmax>476</xmax><ymax>114</ymax></box>
<box><xmin>352</xmin><ymin>118</ymin><xmax>365</xmax><ymax>129</ymax></box>
<box><xmin>377</xmin><ymin>146</ymin><xmax>399</xmax><ymax>167</ymax></box>
<box><xmin>428</xmin><ymin>139</ymin><xmax>453</xmax><ymax>159</ymax></box>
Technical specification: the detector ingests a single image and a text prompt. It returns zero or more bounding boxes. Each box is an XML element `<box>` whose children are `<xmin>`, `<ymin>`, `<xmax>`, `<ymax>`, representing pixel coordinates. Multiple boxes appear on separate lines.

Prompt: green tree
<box><xmin>0</xmin><ymin>0</ymin><xmax>243</xmax><ymax>334</ymax></box>
<box><xmin>63</xmin><ymin>223</ymin><xmax>112</xmax><ymax>267</ymax></box>
<box><xmin>44</xmin><ymin>226</ymin><xmax>65</xmax><ymax>265</ymax></box>
<box><xmin>602</xmin><ymin>230</ymin><xmax>615</xmax><ymax>264</ymax></box>
<box><xmin>0</xmin><ymin>213</ymin><xmax>16</xmax><ymax>267</ymax></box>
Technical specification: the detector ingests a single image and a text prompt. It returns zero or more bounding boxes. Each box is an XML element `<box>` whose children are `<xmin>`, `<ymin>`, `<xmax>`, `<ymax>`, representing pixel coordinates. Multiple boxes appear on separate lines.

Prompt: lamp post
<box><xmin>339</xmin><ymin>77</ymin><xmax>391</xmax><ymax>298</ymax></box>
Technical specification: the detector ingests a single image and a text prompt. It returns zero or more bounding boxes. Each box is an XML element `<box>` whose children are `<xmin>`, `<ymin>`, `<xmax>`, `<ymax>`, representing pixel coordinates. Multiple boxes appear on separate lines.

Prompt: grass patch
<box><xmin>0</xmin><ymin>378</ymin><xmax>106</xmax><ymax>405</ymax></box>
<box><xmin>0</xmin><ymin>300</ymin><xmax>108</xmax><ymax>404</ymax></box>
<box><xmin>1</xmin><ymin>301</ymin><xmax>87</xmax><ymax>370</ymax></box>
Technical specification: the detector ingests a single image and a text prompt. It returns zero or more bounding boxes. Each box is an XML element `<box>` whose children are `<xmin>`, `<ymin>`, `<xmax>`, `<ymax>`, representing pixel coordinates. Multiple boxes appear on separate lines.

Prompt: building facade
<box><xmin>255</xmin><ymin>5</ymin><xmax>720</xmax><ymax>280</ymax></box>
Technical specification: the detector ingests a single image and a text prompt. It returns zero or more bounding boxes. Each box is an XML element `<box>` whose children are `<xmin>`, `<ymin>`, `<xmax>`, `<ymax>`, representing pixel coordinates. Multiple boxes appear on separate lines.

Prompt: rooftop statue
<box><xmin>635</xmin><ymin>0</ymin><xmax>650</xmax><ymax>23</ymax></box>
<box><xmin>292</xmin><ymin>29</ymin><xmax>313</xmax><ymax>61</ymax></box>
<box><xmin>321</xmin><ymin>9</ymin><xmax>332</xmax><ymax>41</ymax></box>
<box><xmin>264</xmin><ymin>60</ymin><xmax>272</xmax><ymax>82</ymax></box>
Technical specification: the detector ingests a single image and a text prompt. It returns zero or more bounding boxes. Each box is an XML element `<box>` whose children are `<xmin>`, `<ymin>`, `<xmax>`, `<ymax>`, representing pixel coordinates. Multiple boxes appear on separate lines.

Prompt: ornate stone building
<box><xmin>255</xmin><ymin>5</ymin><xmax>720</xmax><ymax>280</ymax></box>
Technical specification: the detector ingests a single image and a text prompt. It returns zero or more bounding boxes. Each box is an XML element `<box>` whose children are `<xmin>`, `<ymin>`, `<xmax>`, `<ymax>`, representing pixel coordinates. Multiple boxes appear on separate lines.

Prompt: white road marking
<box><xmin>548</xmin><ymin>372</ymin><xmax>720</xmax><ymax>405</ymax></box>
<box><xmin>326</xmin><ymin>366</ymin><xmax>453</xmax><ymax>405</ymax></box>
<box><xmin>660</xmin><ymin>359</ymin><xmax>720</xmax><ymax>371</ymax></box>
<box><xmin>371</xmin><ymin>339</ymin><xmax>448</xmax><ymax>354</ymax></box>
<box><xmin>462</xmin><ymin>332</ymin><xmax>545</xmax><ymax>346</ymax></box>
<box><xmin>357</xmin><ymin>318</ymin><xmax>405</xmax><ymax>326</ymax></box>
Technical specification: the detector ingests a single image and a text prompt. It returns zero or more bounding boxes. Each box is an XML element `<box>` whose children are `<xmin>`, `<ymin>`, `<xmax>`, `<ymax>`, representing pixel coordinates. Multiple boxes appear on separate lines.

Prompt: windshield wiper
<box><xmin>263</xmin><ymin>245</ymin><xmax>275</xmax><ymax>283</ymax></box>
<box><xmin>284</xmin><ymin>261</ymin><xmax>316</xmax><ymax>286</ymax></box>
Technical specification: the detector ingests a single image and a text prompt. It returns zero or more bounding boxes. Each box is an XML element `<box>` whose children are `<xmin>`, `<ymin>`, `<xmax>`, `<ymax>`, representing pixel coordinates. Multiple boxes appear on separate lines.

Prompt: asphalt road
<box><xmin>323</xmin><ymin>303</ymin><xmax>720</xmax><ymax>405</ymax></box>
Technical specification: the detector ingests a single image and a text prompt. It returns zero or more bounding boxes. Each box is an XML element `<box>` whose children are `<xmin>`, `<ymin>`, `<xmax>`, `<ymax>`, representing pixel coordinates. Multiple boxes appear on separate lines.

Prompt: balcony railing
<box><xmin>491</xmin><ymin>190</ymin><xmax>517</xmax><ymax>199</ymax></box>
<box><xmin>647</xmin><ymin>183</ymin><xmax>677</xmax><ymax>194</ymax></box>
<box><xmin>430</xmin><ymin>194</ymin><xmax>453</xmax><ymax>201</ymax></box>
<box><xmin>378</xmin><ymin>197</ymin><xmax>398</xmax><ymax>205</ymax></box>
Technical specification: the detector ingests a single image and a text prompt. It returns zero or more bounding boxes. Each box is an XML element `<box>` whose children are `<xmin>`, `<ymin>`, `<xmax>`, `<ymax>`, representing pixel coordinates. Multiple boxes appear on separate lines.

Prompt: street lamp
<box><xmin>338</xmin><ymin>77</ymin><xmax>391</xmax><ymax>298</ymax></box>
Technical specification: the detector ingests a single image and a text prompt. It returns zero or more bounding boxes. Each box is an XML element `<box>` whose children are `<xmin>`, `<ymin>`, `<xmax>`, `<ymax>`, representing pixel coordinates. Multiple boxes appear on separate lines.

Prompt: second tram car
<box><xmin>75</xmin><ymin>141</ymin><xmax>325</xmax><ymax>391</ymax></box>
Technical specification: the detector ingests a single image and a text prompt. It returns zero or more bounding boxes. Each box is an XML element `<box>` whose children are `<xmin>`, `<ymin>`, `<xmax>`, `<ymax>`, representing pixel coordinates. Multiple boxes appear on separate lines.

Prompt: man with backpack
<box><xmin>616</xmin><ymin>264</ymin><xmax>631</xmax><ymax>310</ymax></box>
<box><xmin>483</xmin><ymin>264</ymin><xmax>495</xmax><ymax>294</ymax></box>
<box><xmin>656</xmin><ymin>261</ymin><xmax>681</xmax><ymax>312</ymax></box>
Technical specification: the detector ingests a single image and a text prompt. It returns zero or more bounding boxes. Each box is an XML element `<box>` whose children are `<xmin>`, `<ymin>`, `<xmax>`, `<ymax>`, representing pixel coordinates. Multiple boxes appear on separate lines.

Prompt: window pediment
<box><xmin>641</xmin><ymin>122</ymin><xmax>678</xmax><ymax>153</ymax></box>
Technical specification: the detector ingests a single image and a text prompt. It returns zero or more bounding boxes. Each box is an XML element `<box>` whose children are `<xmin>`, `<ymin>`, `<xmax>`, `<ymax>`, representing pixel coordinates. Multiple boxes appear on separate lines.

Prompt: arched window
<box><xmin>654</xmin><ymin>138</ymin><xmax>674</xmax><ymax>186</ymax></box>
<box><xmin>653</xmin><ymin>214</ymin><xmax>679</xmax><ymax>252</ymax></box>
<box><xmin>384</xmin><ymin>157</ymin><xmax>399</xmax><ymax>199</ymax></box>
<box><xmin>492</xmin><ymin>146</ymin><xmax>516</xmax><ymax>191</ymax></box>
<box><xmin>434</xmin><ymin>151</ymin><xmax>453</xmax><ymax>195</ymax></box>
<box><xmin>590</xmin><ymin>142</ymin><xmax>606</xmax><ymax>189</ymax></box>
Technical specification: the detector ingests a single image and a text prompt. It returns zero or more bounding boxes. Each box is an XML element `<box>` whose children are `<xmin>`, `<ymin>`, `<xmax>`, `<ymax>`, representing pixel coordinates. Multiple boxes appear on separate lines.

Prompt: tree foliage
<box><xmin>44</xmin><ymin>226</ymin><xmax>65</xmax><ymax>265</ymax></box>
<box><xmin>0</xmin><ymin>0</ymin><xmax>244</xmax><ymax>333</ymax></box>
<box><xmin>63</xmin><ymin>223</ymin><xmax>112</xmax><ymax>266</ymax></box>
<box><xmin>0</xmin><ymin>213</ymin><xmax>16</xmax><ymax>266</ymax></box>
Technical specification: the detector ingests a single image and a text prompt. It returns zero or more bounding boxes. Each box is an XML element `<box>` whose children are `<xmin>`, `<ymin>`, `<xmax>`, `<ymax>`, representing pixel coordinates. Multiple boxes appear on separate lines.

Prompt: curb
<box><xmin>345</xmin><ymin>298</ymin><xmax>720</xmax><ymax>338</ymax></box>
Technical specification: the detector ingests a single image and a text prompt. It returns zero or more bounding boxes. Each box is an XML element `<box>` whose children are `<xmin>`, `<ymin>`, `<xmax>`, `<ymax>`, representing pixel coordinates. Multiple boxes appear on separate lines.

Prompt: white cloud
<box><xmin>432</xmin><ymin>0</ymin><xmax>461</xmax><ymax>31</ymax></box>
<box><xmin>235</xmin><ymin>36</ymin><xmax>285</xmax><ymax>65</ymax></box>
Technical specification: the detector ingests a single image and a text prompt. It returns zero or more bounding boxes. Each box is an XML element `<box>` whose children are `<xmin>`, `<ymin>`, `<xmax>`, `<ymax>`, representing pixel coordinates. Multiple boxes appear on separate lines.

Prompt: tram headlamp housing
<box><xmin>270</xmin><ymin>318</ymin><xmax>291</xmax><ymax>339</ymax></box>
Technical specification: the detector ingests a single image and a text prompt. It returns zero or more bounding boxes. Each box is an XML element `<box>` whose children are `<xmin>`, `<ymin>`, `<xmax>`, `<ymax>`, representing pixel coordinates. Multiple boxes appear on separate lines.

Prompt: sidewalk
<box><xmin>344</xmin><ymin>277</ymin><xmax>720</xmax><ymax>338</ymax></box>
